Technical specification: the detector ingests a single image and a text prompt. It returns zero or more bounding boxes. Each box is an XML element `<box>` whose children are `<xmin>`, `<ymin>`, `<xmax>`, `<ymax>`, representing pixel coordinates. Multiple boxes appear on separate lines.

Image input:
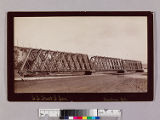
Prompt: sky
<box><xmin>14</xmin><ymin>16</ymin><xmax>147</xmax><ymax>64</ymax></box>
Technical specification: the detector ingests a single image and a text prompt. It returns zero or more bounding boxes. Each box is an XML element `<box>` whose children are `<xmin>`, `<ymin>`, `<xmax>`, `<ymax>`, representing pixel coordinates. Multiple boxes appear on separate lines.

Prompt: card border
<box><xmin>7</xmin><ymin>11</ymin><xmax>154</xmax><ymax>101</ymax></box>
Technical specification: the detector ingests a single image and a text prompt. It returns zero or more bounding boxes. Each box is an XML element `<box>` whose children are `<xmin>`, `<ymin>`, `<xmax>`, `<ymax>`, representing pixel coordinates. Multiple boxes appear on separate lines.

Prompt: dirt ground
<box><xmin>14</xmin><ymin>72</ymin><xmax>147</xmax><ymax>93</ymax></box>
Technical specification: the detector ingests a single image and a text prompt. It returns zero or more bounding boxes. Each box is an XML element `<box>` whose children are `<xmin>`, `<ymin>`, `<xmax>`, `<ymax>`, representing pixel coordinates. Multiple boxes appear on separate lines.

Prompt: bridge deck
<box><xmin>14</xmin><ymin>73</ymin><xmax>147</xmax><ymax>93</ymax></box>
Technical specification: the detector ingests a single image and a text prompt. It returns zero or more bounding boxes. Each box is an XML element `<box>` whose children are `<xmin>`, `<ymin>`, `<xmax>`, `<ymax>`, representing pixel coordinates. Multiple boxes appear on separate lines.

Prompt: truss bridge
<box><xmin>14</xmin><ymin>46</ymin><xmax>144</xmax><ymax>77</ymax></box>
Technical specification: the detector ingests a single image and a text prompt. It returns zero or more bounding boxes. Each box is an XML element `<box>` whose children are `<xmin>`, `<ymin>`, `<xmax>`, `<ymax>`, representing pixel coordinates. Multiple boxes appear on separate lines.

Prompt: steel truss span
<box><xmin>14</xmin><ymin>46</ymin><xmax>144</xmax><ymax>77</ymax></box>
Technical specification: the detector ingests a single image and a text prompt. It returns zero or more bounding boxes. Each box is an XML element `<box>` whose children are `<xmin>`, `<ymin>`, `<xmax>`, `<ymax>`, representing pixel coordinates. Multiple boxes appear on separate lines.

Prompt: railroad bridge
<box><xmin>14</xmin><ymin>46</ymin><xmax>144</xmax><ymax>77</ymax></box>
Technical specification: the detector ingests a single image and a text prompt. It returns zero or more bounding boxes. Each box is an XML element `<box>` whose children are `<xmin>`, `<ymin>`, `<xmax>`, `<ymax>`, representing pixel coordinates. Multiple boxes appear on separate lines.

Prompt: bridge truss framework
<box><xmin>14</xmin><ymin>47</ymin><xmax>144</xmax><ymax>77</ymax></box>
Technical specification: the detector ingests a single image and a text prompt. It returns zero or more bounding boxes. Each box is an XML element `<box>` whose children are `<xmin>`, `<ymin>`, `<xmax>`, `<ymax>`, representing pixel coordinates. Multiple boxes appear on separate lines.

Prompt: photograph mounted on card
<box><xmin>7</xmin><ymin>11</ymin><xmax>153</xmax><ymax>101</ymax></box>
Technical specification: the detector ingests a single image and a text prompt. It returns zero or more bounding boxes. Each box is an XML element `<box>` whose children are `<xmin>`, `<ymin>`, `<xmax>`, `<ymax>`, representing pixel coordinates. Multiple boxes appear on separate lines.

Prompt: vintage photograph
<box><xmin>8</xmin><ymin>12</ymin><xmax>153</xmax><ymax>101</ymax></box>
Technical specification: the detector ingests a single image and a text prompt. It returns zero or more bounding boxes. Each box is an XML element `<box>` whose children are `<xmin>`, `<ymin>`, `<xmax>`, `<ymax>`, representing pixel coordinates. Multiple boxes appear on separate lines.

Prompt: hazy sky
<box><xmin>14</xmin><ymin>16</ymin><xmax>147</xmax><ymax>64</ymax></box>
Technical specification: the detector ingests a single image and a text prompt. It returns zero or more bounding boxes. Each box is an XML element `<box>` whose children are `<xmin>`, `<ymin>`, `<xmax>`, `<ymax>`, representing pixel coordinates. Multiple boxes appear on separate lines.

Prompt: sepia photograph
<box><xmin>7</xmin><ymin>12</ymin><xmax>153</xmax><ymax>101</ymax></box>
